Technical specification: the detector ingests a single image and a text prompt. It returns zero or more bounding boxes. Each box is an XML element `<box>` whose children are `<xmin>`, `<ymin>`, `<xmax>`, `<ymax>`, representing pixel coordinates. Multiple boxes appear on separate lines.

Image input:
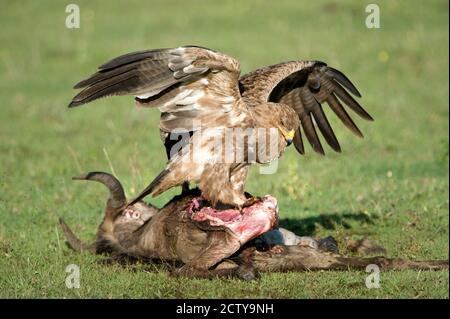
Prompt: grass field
<box><xmin>0</xmin><ymin>0</ymin><xmax>448</xmax><ymax>298</ymax></box>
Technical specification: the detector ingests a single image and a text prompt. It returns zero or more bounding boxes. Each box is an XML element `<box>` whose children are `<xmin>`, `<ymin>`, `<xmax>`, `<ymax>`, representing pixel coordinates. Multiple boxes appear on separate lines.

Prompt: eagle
<box><xmin>69</xmin><ymin>46</ymin><xmax>373</xmax><ymax>208</ymax></box>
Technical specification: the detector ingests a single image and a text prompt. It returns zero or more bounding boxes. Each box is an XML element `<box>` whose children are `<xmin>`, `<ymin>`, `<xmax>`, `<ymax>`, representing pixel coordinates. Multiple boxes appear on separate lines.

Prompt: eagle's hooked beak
<box><xmin>278</xmin><ymin>127</ymin><xmax>295</xmax><ymax>146</ymax></box>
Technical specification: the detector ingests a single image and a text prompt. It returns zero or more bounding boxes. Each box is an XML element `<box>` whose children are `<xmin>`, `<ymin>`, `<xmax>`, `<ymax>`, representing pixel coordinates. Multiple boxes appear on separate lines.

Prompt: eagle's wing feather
<box><xmin>69</xmin><ymin>46</ymin><xmax>243</xmax><ymax>132</ymax></box>
<box><xmin>239</xmin><ymin>61</ymin><xmax>373</xmax><ymax>155</ymax></box>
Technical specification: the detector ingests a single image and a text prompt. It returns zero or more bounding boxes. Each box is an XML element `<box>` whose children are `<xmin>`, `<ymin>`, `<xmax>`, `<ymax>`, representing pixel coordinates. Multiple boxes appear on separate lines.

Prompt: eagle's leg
<box><xmin>242</xmin><ymin>195</ymin><xmax>263</xmax><ymax>208</ymax></box>
<box><xmin>199</xmin><ymin>164</ymin><xmax>249</xmax><ymax>209</ymax></box>
<box><xmin>205</xmin><ymin>192</ymin><xmax>250</xmax><ymax>210</ymax></box>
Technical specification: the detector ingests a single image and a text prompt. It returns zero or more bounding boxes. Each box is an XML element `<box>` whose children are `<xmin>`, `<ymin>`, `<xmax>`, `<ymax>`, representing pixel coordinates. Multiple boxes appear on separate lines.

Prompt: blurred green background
<box><xmin>0</xmin><ymin>0</ymin><xmax>448</xmax><ymax>298</ymax></box>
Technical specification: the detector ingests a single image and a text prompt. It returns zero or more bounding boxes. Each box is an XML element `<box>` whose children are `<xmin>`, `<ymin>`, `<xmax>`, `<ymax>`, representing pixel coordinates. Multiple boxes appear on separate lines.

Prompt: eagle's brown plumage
<box><xmin>69</xmin><ymin>46</ymin><xmax>373</xmax><ymax>208</ymax></box>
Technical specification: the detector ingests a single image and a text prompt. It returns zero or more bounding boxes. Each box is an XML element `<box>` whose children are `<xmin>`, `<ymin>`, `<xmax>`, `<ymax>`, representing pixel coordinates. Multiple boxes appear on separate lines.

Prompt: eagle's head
<box><xmin>254</xmin><ymin>102</ymin><xmax>299</xmax><ymax>147</ymax></box>
<box><xmin>277</xmin><ymin>103</ymin><xmax>299</xmax><ymax>146</ymax></box>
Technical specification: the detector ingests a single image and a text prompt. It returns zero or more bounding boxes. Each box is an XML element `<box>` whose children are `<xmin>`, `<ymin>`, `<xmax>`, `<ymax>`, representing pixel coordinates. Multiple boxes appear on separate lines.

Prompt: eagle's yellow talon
<box><xmin>243</xmin><ymin>196</ymin><xmax>261</xmax><ymax>208</ymax></box>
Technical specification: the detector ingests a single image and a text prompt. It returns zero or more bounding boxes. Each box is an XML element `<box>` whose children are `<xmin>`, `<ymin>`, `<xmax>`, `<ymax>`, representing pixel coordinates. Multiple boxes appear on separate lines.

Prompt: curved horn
<box><xmin>59</xmin><ymin>218</ymin><xmax>96</xmax><ymax>253</ymax></box>
<box><xmin>72</xmin><ymin>172</ymin><xmax>126</xmax><ymax>208</ymax></box>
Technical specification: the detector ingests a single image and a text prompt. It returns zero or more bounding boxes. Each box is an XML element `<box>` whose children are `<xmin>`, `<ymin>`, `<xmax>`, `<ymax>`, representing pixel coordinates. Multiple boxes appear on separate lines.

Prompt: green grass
<box><xmin>0</xmin><ymin>0</ymin><xmax>448</xmax><ymax>298</ymax></box>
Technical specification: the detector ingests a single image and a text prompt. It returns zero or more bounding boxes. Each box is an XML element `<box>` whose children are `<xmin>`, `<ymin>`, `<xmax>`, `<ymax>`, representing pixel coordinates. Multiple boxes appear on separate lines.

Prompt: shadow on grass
<box><xmin>279</xmin><ymin>211</ymin><xmax>375</xmax><ymax>236</ymax></box>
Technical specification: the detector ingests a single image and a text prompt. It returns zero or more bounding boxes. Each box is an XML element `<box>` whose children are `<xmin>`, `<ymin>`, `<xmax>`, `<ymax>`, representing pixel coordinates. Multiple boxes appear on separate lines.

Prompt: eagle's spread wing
<box><xmin>239</xmin><ymin>61</ymin><xmax>373</xmax><ymax>155</ymax></box>
<box><xmin>70</xmin><ymin>49</ymin><xmax>374</xmax><ymax>208</ymax></box>
<box><xmin>69</xmin><ymin>46</ymin><xmax>243</xmax><ymax>132</ymax></box>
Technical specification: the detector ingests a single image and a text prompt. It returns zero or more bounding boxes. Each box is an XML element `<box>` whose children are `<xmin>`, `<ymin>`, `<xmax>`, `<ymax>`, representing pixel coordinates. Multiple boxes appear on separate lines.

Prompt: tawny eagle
<box><xmin>69</xmin><ymin>46</ymin><xmax>373</xmax><ymax>208</ymax></box>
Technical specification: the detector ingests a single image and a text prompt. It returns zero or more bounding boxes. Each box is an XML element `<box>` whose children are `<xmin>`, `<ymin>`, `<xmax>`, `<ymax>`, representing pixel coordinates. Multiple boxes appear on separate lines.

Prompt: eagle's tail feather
<box><xmin>127</xmin><ymin>169</ymin><xmax>172</xmax><ymax>206</ymax></box>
